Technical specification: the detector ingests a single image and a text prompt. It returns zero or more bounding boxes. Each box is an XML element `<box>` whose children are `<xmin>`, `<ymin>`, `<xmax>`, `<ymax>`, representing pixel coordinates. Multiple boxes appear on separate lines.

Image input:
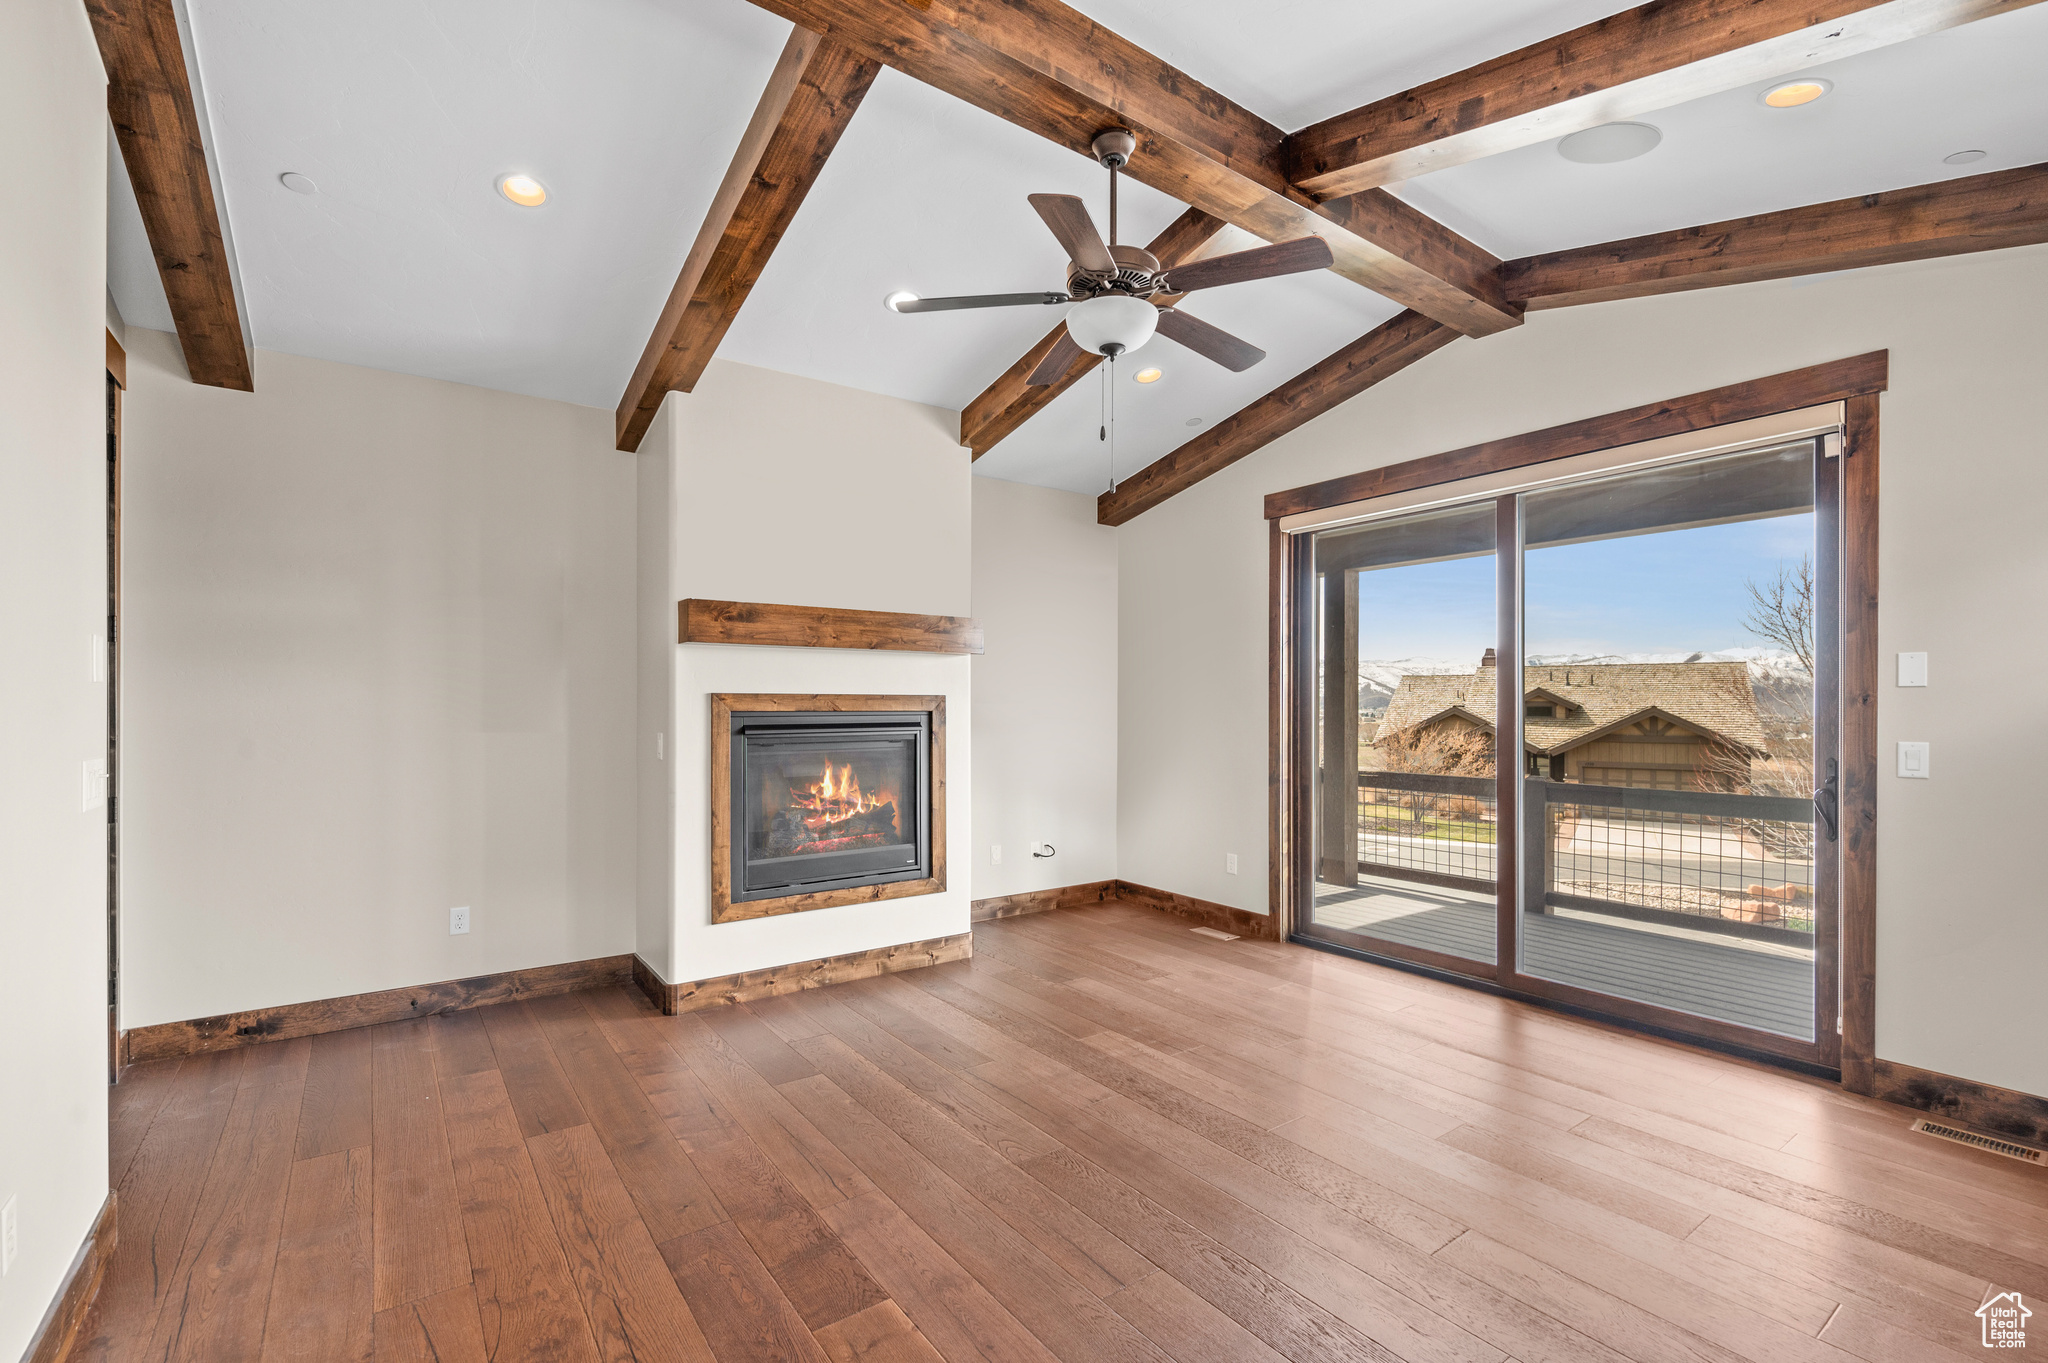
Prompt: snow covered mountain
<box><xmin>1357</xmin><ymin>649</ymin><xmax>1808</xmax><ymax>717</ymax></box>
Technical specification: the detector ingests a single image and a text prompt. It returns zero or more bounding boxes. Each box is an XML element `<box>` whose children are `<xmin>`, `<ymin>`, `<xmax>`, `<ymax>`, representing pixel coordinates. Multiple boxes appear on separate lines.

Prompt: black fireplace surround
<box><xmin>728</xmin><ymin>709</ymin><xmax>932</xmax><ymax>903</ymax></box>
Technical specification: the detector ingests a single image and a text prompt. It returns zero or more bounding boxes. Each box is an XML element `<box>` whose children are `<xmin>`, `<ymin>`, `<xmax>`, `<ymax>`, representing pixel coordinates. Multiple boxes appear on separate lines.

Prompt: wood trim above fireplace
<box><xmin>711</xmin><ymin>693</ymin><xmax>948</xmax><ymax>923</ymax></box>
<box><xmin>681</xmin><ymin>599</ymin><xmax>984</xmax><ymax>654</ymax></box>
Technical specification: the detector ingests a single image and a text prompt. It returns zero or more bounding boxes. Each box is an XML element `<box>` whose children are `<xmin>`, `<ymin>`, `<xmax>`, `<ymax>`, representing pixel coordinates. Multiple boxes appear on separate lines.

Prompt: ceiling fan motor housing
<box><xmin>1068</xmin><ymin>243</ymin><xmax>1161</xmax><ymax>298</ymax></box>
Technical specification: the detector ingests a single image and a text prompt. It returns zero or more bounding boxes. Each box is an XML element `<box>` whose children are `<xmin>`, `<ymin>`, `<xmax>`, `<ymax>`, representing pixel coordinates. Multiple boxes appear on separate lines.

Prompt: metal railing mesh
<box><xmin>1356</xmin><ymin>776</ymin><xmax>1497</xmax><ymax>885</ymax></box>
<box><xmin>1545</xmin><ymin>797</ymin><xmax>1815</xmax><ymax>933</ymax></box>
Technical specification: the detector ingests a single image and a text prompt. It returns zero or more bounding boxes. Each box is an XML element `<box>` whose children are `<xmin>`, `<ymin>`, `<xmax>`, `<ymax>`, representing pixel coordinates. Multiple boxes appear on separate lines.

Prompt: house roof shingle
<box><xmin>1377</xmin><ymin>661</ymin><xmax>1769</xmax><ymax>756</ymax></box>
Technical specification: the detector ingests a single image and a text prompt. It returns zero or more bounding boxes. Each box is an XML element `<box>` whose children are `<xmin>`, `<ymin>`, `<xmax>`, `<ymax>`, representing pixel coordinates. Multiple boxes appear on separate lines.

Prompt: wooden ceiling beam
<box><xmin>741</xmin><ymin>0</ymin><xmax>1522</xmax><ymax>337</ymax></box>
<box><xmin>89</xmin><ymin>0</ymin><xmax>253</xmax><ymax>391</ymax></box>
<box><xmin>960</xmin><ymin>208</ymin><xmax>1228</xmax><ymax>458</ymax></box>
<box><xmin>1096</xmin><ymin>310</ymin><xmax>1457</xmax><ymax>526</ymax></box>
<box><xmin>1286</xmin><ymin>0</ymin><xmax>2045</xmax><ymax>202</ymax></box>
<box><xmin>1503</xmin><ymin>161</ymin><xmax>2048</xmax><ymax>308</ymax></box>
<box><xmin>615</xmin><ymin>29</ymin><xmax>880</xmax><ymax>452</ymax></box>
<box><xmin>1099</xmin><ymin>162</ymin><xmax>2046</xmax><ymax>524</ymax></box>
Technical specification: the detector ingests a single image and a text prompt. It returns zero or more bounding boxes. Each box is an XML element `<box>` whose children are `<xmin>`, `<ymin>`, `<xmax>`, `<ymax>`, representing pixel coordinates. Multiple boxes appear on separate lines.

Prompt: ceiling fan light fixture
<box><xmin>1761</xmin><ymin>78</ymin><xmax>1831</xmax><ymax>108</ymax></box>
<box><xmin>883</xmin><ymin>290</ymin><xmax>919</xmax><ymax>312</ymax></box>
<box><xmin>1065</xmin><ymin>295</ymin><xmax>1157</xmax><ymax>357</ymax></box>
<box><xmin>1134</xmin><ymin>367</ymin><xmax>1163</xmax><ymax>383</ymax></box>
<box><xmin>498</xmin><ymin>173</ymin><xmax>548</xmax><ymax>207</ymax></box>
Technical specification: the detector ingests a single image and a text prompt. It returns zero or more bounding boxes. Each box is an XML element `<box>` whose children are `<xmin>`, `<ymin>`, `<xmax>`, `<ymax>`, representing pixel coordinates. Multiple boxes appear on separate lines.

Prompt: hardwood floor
<box><xmin>78</xmin><ymin>903</ymin><xmax>2045</xmax><ymax>1362</ymax></box>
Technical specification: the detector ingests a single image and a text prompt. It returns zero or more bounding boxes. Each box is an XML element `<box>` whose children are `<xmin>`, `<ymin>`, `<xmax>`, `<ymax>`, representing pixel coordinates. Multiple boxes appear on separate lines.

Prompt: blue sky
<box><xmin>1347</xmin><ymin>512</ymin><xmax>1815</xmax><ymax>661</ymax></box>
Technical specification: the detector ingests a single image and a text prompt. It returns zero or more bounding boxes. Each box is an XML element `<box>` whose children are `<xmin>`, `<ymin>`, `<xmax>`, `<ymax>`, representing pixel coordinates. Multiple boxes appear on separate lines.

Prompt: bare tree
<box><xmin>1743</xmin><ymin>555</ymin><xmax>1815</xmax><ymax>678</ymax></box>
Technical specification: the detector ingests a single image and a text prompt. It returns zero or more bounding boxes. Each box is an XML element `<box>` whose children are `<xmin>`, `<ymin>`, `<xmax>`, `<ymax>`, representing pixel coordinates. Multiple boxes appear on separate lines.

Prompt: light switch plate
<box><xmin>1897</xmin><ymin>652</ymin><xmax>1928</xmax><ymax>687</ymax></box>
<box><xmin>990</xmin><ymin>844</ymin><xmax>1002</xmax><ymax>865</ymax></box>
<box><xmin>1</xmin><ymin>1194</ymin><xmax>16</xmax><ymax>1275</ymax></box>
<box><xmin>1897</xmin><ymin>742</ymin><xmax>1930</xmax><ymax>779</ymax></box>
<box><xmin>83</xmin><ymin>757</ymin><xmax>106</xmax><ymax>812</ymax></box>
<box><xmin>1225</xmin><ymin>853</ymin><xmax>1239</xmax><ymax>875</ymax></box>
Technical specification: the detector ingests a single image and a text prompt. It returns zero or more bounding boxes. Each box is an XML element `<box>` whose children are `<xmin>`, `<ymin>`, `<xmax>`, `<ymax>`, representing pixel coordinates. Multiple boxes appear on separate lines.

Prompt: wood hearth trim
<box><xmin>124</xmin><ymin>955</ymin><xmax>632</xmax><ymax>1061</ymax></box>
<box><xmin>710</xmin><ymin>693</ymin><xmax>948</xmax><ymax>923</ymax></box>
<box><xmin>1873</xmin><ymin>1058</ymin><xmax>2048</xmax><ymax>1149</ymax></box>
<box><xmin>681</xmin><ymin>599</ymin><xmax>985</xmax><ymax>654</ymax></box>
<box><xmin>970</xmin><ymin>880</ymin><xmax>1117</xmax><ymax>922</ymax></box>
<box><xmin>632</xmin><ymin>932</ymin><xmax>974</xmax><ymax>1015</ymax></box>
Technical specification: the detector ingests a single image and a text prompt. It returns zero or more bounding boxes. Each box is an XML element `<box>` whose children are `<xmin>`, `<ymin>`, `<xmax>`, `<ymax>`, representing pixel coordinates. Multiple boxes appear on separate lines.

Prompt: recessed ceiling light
<box><xmin>1185</xmin><ymin>417</ymin><xmax>1204</xmax><ymax>427</ymax></box>
<box><xmin>1557</xmin><ymin>122</ymin><xmax>1662</xmax><ymax>164</ymax></box>
<box><xmin>1134</xmin><ymin>367</ymin><xmax>1163</xmax><ymax>383</ymax></box>
<box><xmin>883</xmin><ymin>291</ymin><xmax>919</xmax><ymax>312</ymax></box>
<box><xmin>1761</xmin><ymin>79</ymin><xmax>1831</xmax><ymax>108</ymax></box>
<box><xmin>498</xmin><ymin>174</ymin><xmax>547</xmax><ymax>207</ymax></box>
<box><xmin>278</xmin><ymin>171</ymin><xmax>317</xmax><ymax>195</ymax></box>
<box><xmin>1943</xmin><ymin>149</ymin><xmax>1988</xmax><ymax>166</ymax></box>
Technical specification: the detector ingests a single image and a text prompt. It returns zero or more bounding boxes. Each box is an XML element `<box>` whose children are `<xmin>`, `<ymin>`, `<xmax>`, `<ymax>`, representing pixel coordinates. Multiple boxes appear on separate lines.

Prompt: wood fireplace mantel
<box><xmin>680</xmin><ymin>599</ymin><xmax>984</xmax><ymax>654</ymax></box>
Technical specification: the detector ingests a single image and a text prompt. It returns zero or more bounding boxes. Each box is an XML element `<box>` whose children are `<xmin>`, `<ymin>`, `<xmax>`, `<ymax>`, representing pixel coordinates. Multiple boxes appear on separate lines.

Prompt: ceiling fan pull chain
<box><xmin>1108</xmin><ymin>353</ymin><xmax>1117</xmax><ymax>493</ymax></box>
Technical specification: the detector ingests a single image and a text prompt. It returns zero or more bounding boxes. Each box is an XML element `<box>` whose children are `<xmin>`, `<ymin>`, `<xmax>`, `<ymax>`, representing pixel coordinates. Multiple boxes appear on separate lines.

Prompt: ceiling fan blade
<box><xmin>1028</xmin><ymin>194</ymin><xmax>1115</xmax><ymax>278</ymax></box>
<box><xmin>891</xmin><ymin>291</ymin><xmax>1069</xmax><ymax>313</ymax></box>
<box><xmin>1027</xmin><ymin>327</ymin><xmax>1086</xmax><ymax>386</ymax></box>
<box><xmin>1155</xmin><ymin>308</ymin><xmax>1266</xmax><ymax>372</ymax></box>
<box><xmin>1162</xmin><ymin>236</ymin><xmax>1334</xmax><ymax>293</ymax></box>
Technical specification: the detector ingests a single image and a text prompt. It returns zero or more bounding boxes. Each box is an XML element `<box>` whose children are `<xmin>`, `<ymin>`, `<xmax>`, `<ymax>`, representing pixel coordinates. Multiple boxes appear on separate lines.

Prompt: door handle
<box><xmin>1812</xmin><ymin>759</ymin><xmax>1839</xmax><ymax>843</ymax></box>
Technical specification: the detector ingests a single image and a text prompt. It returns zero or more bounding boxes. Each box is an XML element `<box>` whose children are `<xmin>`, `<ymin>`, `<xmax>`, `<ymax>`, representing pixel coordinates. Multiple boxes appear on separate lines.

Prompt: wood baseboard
<box><xmin>1112</xmin><ymin>879</ymin><xmax>1281</xmax><ymax>940</ymax></box>
<box><xmin>970</xmin><ymin>880</ymin><xmax>1117</xmax><ymax>922</ymax></box>
<box><xmin>126</xmin><ymin>955</ymin><xmax>633</xmax><ymax>1062</ymax></box>
<box><xmin>22</xmin><ymin>1192</ymin><xmax>115</xmax><ymax>1363</ymax></box>
<box><xmin>1873</xmin><ymin>1058</ymin><xmax>2048</xmax><ymax>1148</ymax></box>
<box><xmin>635</xmin><ymin>933</ymin><xmax>973</xmax><ymax>1015</ymax></box>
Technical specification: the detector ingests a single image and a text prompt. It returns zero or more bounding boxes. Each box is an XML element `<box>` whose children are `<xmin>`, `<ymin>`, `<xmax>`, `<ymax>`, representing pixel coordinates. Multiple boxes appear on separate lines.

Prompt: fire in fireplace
<box><xmin>729</xmin><ymin>709</ymin><xmax>932</xmax><ymax>903</ymax></box>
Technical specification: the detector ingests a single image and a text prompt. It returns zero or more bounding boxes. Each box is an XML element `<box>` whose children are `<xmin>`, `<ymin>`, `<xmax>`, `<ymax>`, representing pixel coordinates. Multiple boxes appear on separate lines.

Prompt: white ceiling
<box><xmin>106</xmin><ymin>0</ymin><xmax>2048</xmax><ymax>498</ymax></box>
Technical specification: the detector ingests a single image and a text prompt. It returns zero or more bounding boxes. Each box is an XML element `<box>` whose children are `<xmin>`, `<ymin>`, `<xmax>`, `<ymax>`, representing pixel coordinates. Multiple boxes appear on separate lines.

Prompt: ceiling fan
<box><xmin>884</xmin><ymin>130</ymin><xmax>1334</xmax><ymax>384</ymax></box>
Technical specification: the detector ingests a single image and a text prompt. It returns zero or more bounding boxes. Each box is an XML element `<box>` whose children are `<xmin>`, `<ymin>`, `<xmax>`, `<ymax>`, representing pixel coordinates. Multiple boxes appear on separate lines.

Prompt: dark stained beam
<box><xmin>89</xmin><ymin>0</ymin><xmax>252</xmax><ymax>391</ymax></box>
<box><xmin>741</xmin><ymin>0</ymin><xmax>1521</xmax><ymax>337</ymax></box>
<box><xmin>1096</xmin><ymin>310</ymin><xmax>1457</xmax><ymax>526</ymax></box>
<box><xmin>616</xmin><ymin>29</ymin><xmax>880</xmax><ymax>452</ymax></box>
<box><xmin>1095</xmin><ymin>161</ymin><xmax>2040</xmax><ymax>524</ymax></box>
<box><xmin>1503</xmin><ymin>161</ymin><xmax>2048</xmax><ymax>309</ymax></box>
<box><xmin>1286</xmin><ymin>0</ymin><xmax>2046</xmax><ymax>202</ymax></box>
<box><xmin>960</xmin><ymin>209</ymin><xmax>1228</xmax><ymax>458</ymax></box>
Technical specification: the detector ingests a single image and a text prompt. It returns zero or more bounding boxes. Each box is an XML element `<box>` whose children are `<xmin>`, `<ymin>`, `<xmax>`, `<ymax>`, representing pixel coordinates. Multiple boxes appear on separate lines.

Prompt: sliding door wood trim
<box><xmin>1839</xmin><ymin>393</ymin><xmax>1881</xmax><ymax>1093</ymax></box>
<box><xmin>1264</xmin><ymin>351</ymin><xmax>1888</xmax><ymax>521</ymax></box>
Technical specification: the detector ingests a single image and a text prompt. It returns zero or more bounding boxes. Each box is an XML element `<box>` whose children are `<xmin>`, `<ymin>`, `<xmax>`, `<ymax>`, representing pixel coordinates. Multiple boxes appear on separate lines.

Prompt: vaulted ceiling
<box><xmin>106</xmin><ymin>0</ymin><xmax>2048</xmax><ymax>512</ymax></box>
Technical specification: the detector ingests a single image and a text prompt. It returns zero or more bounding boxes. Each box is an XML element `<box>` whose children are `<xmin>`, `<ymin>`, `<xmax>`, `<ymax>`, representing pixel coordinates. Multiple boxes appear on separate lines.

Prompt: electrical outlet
<box><xmin>1225</xmin><ymin>853</ymin><xmax>1239</xmax><ymax>875</ymax></box>
<box><xmin>990</xmin><ymin>844</ymin><xmax>1002</xmax><ymax>865</ymax></box>
<box><xmin>655</xmin><ymin>732</ymin><xmax>665</xmax><ymax>760</ymax></box>
<box><xmin>450</xmin><ymin>905</ymin><xmax>471</xmax><ymax>935</ymax></box>
<box><xmin>2</xmin><ymin>1194</ymin><xmax>17</xmax><ymax>1275</ymax></box>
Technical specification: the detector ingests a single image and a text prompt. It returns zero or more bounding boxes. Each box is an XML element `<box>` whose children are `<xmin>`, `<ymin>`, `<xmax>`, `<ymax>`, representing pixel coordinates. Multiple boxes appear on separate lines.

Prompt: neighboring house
<box><xmin>1372</xmin><ymin>649</ymin><xmax>1770</xmax><ymax>790</ymax></box>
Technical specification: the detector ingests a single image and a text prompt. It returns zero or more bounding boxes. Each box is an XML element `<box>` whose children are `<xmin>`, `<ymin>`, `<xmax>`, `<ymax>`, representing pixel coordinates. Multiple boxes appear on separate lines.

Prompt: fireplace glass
<box><xmin>730</xmin><ymin>710</ymin><xmax>930</xmax><ymax>902</ymax></box>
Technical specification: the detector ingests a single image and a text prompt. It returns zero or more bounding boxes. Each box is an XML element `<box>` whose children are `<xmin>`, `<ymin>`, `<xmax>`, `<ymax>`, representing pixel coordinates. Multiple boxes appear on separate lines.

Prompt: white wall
<box><xmin>1118</xmin><ymin>245</ymin><xmax>2048</xmax><ymax>1099</ymax></box>
<box><xmin>971</xmin><ymin>477</ymin><xmax>1118</xmax><ymax>898</ymax></box>
<box><xmin>0</xmin><ymin>0</ymin><xmax>111</xmax><ymax>1352</ymax></box>
<box><xmin>646</xmin><ymin>361</ymin><xmax>972</xmax><ymax>985</ymax></box>
<box><xmin>120</xmin><ymin>331</ymin><xmax>637</xmax><ymax>1027</ymax></box>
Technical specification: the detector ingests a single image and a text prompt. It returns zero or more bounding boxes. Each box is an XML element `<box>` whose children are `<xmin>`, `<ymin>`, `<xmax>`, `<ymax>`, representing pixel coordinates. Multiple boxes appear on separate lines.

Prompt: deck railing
<box><xmin>1349</xmin><ymin>772</ymin><xmax>1818</xmax><ymax>945</ymax></box>
<box><xmin>1522</xmin><ymin>778</ymin><xmax>1815</xmax><ymax>946</ymax></box>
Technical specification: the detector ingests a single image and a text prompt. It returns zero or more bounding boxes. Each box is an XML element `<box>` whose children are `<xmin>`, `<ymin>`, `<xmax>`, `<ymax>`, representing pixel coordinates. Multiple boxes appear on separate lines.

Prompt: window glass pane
<box><xmin>1308</xmin><ymin>501</ymin><xmax>1498</xmax><ymax>967</ymax></box>
<box><xmin>1518</xmin><ymin>443</ymin><xmax>1819</xmax><ymax>1039</ymax></box>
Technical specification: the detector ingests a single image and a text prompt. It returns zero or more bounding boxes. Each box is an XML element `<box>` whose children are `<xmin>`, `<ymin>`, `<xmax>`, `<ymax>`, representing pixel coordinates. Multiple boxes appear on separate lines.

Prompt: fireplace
<box><xmin>711</xmin><ymin>695</ymin><xmax>945</xmax><ymax>921</ymax></box>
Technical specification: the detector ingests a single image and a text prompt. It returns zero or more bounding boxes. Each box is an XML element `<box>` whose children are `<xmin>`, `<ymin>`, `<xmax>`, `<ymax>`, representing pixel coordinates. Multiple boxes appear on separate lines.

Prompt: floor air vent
<box><xmin>1189</xmin><ymin>926</ymin><xmax>1239</xmax><ymax>942</ymax></box>
<box><xmin>1910</xmin><ymin>1118</ymin><xmax>2045</xmax><ymax>1165</ymax></box>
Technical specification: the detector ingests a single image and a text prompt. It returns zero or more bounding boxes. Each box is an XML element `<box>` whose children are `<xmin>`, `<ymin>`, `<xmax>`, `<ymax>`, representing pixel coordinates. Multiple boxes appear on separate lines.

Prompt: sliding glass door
<box><xmin>1296</xmin><ymin>438</ymin><xmax>1839</xmax><ymax>1064</ymax></box>
<box><xmin>1303</xmin><ymin>502</ymin><xmax>1502</xmax><ymax>974</ymax></box>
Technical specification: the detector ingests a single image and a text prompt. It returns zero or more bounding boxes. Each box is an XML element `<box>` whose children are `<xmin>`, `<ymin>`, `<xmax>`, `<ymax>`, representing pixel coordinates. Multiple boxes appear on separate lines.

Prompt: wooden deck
<box><xmin>80</xmin><ymin>902</ymin><xmax>2043</xmax><ymax>1362</ymax></box>
<box><xmin>1314</xmin><ymin>873</ymin><xmax>1816</xmax><ymax>1038</ymax></box>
